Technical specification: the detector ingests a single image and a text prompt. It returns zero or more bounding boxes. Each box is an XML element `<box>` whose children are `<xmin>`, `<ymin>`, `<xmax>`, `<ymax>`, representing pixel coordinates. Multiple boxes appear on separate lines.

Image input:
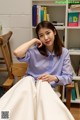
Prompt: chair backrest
<box><xmin>0</xmin><ymin>31</ymin><xmax>13</xmax><ymax>76</ymax></box>
<box><xmin>0</xmin><ymin>31</ymin><xmax>14</xmax><ymax>89</ymax></box>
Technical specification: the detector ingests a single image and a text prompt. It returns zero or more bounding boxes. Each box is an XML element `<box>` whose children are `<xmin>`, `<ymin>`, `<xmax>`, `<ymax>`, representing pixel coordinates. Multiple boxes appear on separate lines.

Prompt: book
<box><xmin>70</xmin><ymin>4</ymin><xmax>80</xmax><ymax>11</ymax></box>
<box><xmin>77</xmin><ymin>61</ymin><xmax>80</xmax><ymax>76</ymax></box>
<box><xmin>37</xmin><ymin>5</ymin><xmax>41</xmax><ymax>24</ymax></box>
<box><xmin>46</xmin><ymin>14</ymin><xmax>50</xmax><ymax>21</ymax></box>
<box><xmin>68</xmin><ymin>12</ymin><xmax>79</xmax><ymax>26</ymax></box>
<box><xmin>71</xmin><ymin>87</ymin><xmax>77</xmax><ymax>100</ymax></box>
<box><xmin>78</xmin><ymin>13</ymin><xmax>80</xmax><ymax>26</ymax></box>
<box><xmin>74</xmin><ymin>82</ymin><xmax>80</xmax><ymax>99</ymax></box>
<box><xmin>41</xmin><ymin>7</ymin><xmax>44</xmax><ymax>22</ymax></box>
<box><xmin>43</xmin><ymin>7</ymin><xmax>47</xmax><ymax>21</ymax></box>
<box><xmin>52</xmin><ymin>22</ymin><xmax>64</xmax><ymax>26</ymax></box>
<box><xmin>32</xmin><ymin>5</ymin><xmax>37</xmax><ymax>26</ymax></box>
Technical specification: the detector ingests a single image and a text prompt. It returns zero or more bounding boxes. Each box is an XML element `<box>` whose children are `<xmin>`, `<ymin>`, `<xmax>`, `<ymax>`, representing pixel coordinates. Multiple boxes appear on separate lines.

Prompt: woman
<box><xmin>14</xmin><ymin>21</ymin><xmax>72</xmax><ymax>86</ymax></box>
<box><xmin>0</xmin><ymin>21</ymin><xmax>74</xmax><ymax>120</ymax></box>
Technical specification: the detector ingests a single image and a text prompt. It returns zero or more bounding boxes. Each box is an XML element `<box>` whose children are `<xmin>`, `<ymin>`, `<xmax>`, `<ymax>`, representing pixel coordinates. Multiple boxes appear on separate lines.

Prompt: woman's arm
<box><xmin>50</xmin><ymin>51</ymin><xmax>73</xmax><ymax>86</ymax></box>
<box><xmin>38</xmin><ymin>50</ymin><xmax>73</xmax><ymax>86</ymax></box>
<box><xmin>13</xmin><ymin>38</ymin><xmax>42</xmax><ymax>58</ymax></box>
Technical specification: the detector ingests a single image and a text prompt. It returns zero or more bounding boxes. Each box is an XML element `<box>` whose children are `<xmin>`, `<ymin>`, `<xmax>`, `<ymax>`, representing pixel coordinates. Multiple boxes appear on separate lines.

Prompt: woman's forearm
<box><xmin>13</xmin><ymin>38</ymin><xmax>37</xmax><ymax>58</ymax></box>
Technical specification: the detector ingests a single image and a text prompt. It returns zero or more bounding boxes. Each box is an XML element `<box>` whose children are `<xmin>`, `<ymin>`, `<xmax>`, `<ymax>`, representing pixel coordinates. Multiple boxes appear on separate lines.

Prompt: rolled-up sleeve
<box><xmin>56</xmin><ymin>51</ymin><xmax>73</xmax><ymax>85</ymax></box>
<box><xmin>17</xmin><ymin>50</ymin><xmax>30</xmax><ymax>63</ymax></box>
<box><xmin>50</xmin><ymin>51</ymin><xmax>73</xmax><ymax>86</ymax></box>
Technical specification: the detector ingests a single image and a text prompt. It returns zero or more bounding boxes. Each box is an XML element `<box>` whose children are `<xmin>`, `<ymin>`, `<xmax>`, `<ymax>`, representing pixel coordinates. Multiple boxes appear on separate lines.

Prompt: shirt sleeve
<box><xmin>50</xmin><ymin>50</ymin><xmax>73</xmax><ymax>86</ymax></box>
<box><xmin>17</xmin><ymin>50</ymin><xmax>31</xmax><ymax>63</ymax></box>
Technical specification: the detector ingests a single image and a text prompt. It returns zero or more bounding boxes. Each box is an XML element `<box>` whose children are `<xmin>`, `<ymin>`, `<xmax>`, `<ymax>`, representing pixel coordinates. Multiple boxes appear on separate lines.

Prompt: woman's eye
<box><xmin>39</xmin><ymin>35</ymin><xmax>43</xmax><ymax>38</ymax></box>
<box><xmin>46</xmin><ymin>32</ymin><xmax>50</xmax><ymax>35</ymax></box>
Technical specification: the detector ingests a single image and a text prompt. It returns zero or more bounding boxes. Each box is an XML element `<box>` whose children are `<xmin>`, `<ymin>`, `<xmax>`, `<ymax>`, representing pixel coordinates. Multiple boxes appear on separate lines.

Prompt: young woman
<box><xmin>0</xmin><ymin>21</ymin><xmax>75</xmax><ymax>120</ymax></box>
<box><xmin>14</xmin><ymin>21</ymin><xmax>72</xmax><ymax>86</ymax></box>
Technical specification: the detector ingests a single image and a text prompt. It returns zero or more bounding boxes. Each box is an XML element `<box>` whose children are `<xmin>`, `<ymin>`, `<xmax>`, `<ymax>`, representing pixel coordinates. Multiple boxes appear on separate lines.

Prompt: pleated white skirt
<box><xmin>0</xmin><ymin>76</ymin><xmax>75</xmax><ymax>120</ymax></box>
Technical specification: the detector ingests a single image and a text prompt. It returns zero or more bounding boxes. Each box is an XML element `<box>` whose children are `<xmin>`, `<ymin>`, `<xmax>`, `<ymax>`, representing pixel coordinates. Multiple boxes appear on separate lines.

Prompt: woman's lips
<box><xmin>45</xmin><ymin>40</ymin><xmax>51</xmax><ymax>44</ymax></box>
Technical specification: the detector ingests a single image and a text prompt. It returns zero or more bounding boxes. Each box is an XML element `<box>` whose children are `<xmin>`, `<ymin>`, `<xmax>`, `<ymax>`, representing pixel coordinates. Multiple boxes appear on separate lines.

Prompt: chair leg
<box><xmin>66</xmin><ymin>87</ymin><xmax>72</xmax><ymax>110</ymax></box>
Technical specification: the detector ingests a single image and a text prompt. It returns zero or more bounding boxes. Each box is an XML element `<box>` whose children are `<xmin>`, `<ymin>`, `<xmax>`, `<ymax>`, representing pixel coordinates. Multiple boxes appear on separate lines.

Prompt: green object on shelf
<box><xmin>71</xmin><ymin>87</ymin><xmax>77</xmax><ymax>100</ymax></box>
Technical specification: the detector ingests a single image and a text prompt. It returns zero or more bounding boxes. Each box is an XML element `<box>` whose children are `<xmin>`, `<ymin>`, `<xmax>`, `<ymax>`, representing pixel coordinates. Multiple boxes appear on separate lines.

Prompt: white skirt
<box><xmin>0</xmin><ymin>76</ymin><xmax>75</xmax><ymax>120</ymax></box>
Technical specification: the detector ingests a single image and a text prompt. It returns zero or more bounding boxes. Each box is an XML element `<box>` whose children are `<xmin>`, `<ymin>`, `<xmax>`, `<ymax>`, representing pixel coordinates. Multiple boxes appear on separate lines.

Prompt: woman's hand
<box><xmin>37</xmin><ymin>73</ymin><xmax>58</xmax><ymax>83</ymax></box>
<box><xmin>34</xmin><ymin>38</ymin><xmax>43</xmax><ymax>48</ymax></box>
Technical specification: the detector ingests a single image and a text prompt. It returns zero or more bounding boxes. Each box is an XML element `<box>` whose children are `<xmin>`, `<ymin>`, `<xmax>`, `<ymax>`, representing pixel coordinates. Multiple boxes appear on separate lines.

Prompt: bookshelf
<box><xmin>32</xmin><ymin>0</ymin><xmax>80</xmax><ymax>103</ymax></box>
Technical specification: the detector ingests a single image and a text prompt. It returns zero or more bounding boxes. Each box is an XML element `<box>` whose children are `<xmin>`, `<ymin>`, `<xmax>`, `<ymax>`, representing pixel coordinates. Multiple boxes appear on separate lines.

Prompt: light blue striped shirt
<box><xmin>17</xmin><ymin>46</ymin><xmax>73</xmax><ymax>87</ymax></box>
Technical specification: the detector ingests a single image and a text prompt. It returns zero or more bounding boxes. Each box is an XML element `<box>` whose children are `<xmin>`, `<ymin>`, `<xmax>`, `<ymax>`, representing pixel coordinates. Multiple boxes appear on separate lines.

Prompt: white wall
<box><xmin>0</xmin><ymin>0</ymin><xmax>32</xmax><ymax>62</ymax></box>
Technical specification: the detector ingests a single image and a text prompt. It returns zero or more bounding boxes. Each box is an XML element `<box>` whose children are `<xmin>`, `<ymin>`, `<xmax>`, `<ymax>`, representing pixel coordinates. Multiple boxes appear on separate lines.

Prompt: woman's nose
<box><xmin>44</xmin><ymin>35</ymin><xmax>48</xmax><ymax>40</ymax></box>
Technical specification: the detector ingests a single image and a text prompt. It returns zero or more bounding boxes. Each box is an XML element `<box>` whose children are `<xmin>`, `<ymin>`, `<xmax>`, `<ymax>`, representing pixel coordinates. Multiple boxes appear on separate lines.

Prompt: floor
<box><xmin>70</xmin><ymin>104</ymin><xmax>80</xmax><ymax>120</ymax></box>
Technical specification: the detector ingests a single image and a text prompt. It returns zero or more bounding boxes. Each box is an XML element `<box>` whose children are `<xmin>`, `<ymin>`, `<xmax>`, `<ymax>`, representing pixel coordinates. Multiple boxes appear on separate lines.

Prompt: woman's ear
<box><xmin>54</xmin><ymin>31</ymin><xmax>56</xmax><ymax>35</ymax></box>
<box><xmin>53</xmin><ymin>29</ymin><xmax>56</xmax><ymax>35</ymax></box>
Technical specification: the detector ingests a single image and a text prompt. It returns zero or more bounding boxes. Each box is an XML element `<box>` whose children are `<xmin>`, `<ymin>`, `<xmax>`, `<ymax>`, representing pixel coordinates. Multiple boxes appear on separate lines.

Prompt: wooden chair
<box><xmin>0</xmin><ymin>31</ymin><xmax>14</xmax><ymax>90</ymax></box>
<box><xmin>12</xmin><ymin>63</ymin><xmax>74</xmax><ymax>110</ymax></box>
<box><xmin>0</xmin><ymin>31</ymin><xmax>73</xmax><ymax>110</ymax></box>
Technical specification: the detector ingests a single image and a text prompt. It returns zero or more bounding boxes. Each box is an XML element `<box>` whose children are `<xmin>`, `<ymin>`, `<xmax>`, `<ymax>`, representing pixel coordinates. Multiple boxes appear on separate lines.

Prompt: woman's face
<box><xmin>38</xmin><ymin>28</ymin><xmax>56</xmax><ymax>49</ymax></box>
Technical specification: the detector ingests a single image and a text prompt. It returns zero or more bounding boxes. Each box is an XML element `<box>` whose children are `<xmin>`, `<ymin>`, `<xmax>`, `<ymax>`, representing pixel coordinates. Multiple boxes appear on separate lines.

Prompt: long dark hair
<box><xmin>36</xmin><ymin>21</ymin><xmax>64</xmax><ymax>57</ymax></box>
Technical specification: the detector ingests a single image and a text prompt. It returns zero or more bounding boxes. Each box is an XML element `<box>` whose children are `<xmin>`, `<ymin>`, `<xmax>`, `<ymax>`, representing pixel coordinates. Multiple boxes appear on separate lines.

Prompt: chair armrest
<box><xmin>66</xmin><ymin>83</ymin><xmax>74</xmax><ymax>88</ymax></box>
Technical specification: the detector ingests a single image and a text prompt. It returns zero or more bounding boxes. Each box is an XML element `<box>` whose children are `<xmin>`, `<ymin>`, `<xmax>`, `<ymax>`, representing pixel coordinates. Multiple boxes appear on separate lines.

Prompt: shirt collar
<box><xmin>47</xmin><ymin>49</ymin><xmax>55</xmax><ymax>56</ymax></box>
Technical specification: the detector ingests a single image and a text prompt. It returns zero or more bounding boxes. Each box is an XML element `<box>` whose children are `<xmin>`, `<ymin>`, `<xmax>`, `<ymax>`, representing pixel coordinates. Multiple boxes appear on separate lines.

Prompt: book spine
<box><xmin>46</xmin><ymin>14</ymin><xmax>50</xmax><ymax>21</ymax></box>
<box><xmin>74</xmin><ymin>82</ymin><xmax>80</xmax><ymax>99</ymax></box>
<box><xmin>32</xmin><ymin>5</ymin><xmax>37</xmax><ymax>26</ymax></box>
<box><xmin>43</xmin><ymin>7</ymin><xmax>47</xmax><ymax>21</ymax></box>
<box><xmin>78</xmin><ymin>13</ymin><xmax>80</xmax><ymax>26</ymax></box>
<box><xmin>77</xmin><ymin>61</ymin><xmax>80</xmax><ymax>76</ymax></box>
<box><xmin>41</xmin><ymin>7</ymin><xmax>44</xmax><ymax>22</ymax></box>
<box><xmin>37</xmin><ymin>5</ymin><xmax>41</xmax><ymax>25</ymax></box>
<box><xmin>71</xmin><ymin>87</ymin><xmax>77</xmax><ymax>100</ymax></box>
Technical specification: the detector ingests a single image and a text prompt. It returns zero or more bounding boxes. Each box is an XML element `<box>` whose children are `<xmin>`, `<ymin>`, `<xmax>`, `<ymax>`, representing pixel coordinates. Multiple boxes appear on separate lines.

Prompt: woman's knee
<box><xmin>20</xmin><ymin>76</ymin><xmax>35</xmax><ymax>87</ymax></box>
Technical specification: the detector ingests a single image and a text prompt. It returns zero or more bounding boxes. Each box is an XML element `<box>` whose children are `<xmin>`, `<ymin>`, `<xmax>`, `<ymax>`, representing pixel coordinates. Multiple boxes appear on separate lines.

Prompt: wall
<box><xmin>0</xmin><ymin>0</ymin><xmax>32</xmax><ymax>62</ymax></box>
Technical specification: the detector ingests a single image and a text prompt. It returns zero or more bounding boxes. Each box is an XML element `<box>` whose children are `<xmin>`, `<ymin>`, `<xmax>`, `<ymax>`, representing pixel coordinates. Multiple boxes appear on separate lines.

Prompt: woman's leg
<box><xmin>0</xmin><ymin>76</ymin><xmax>36</xmax><ymax>120</ymax></box>
<box><xmin>36</xmin><ymin>80</ymin><xmax>75</xmax><ymax>120</ymax></box>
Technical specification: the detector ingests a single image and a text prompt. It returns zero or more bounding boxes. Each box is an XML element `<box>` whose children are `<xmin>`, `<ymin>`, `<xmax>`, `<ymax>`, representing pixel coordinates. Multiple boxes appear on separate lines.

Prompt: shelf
<box><xmin>67</xmin><ymin>26</ymin><xmax>80</xmax><ymax>29</ymax></box>
<box><xmin>32</xmin><ymin>26</ymin><xmax>65</xmax><ymax>30</ymax></box>
<box><xmin>73</xmin><ymin>76</ymin><xmax>80</xmax><ymax>81</ymax></box>
<box><xmin>69</xmin><ymin>49</ymin><xmax>80</xmax><ymax>55</ymax></box>
<box><xmin>32</xmin><ymin>1</ymin><xmax>66</xmax><ymax>6</ymax></box>
<box><xmin>55</xmin><ymin>26</ymin><xmax>65</xmax><ymax>30</ymax></box>
<box><xmin>64</xmin><ymin>98</ymin><xmax>80</xmax><ymax>103</ymax></box>
<box><xmin>71</xmin><ymin>99</ymin><xmax>80</xmax><ymax>103</ymax></box>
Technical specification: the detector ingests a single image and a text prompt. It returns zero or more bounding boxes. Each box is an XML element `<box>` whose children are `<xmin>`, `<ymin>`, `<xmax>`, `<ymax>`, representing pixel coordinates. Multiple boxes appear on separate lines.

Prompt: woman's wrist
<box><xmin>54</xmin><ymin>76</ymin><xmax>59</xmax><ymax>83</ymax></box>
<box><xmin>32</xmin><ymin>38</ymin><xmax>38</xmax><ymax>44</ymax></box>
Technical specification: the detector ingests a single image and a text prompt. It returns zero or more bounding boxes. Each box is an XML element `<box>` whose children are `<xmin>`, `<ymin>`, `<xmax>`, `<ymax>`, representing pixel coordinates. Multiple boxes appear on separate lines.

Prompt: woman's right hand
<box><xmin>33</xmin><ymin>38</ymin><xmax>43</xmax><ymax>48</ymax></box>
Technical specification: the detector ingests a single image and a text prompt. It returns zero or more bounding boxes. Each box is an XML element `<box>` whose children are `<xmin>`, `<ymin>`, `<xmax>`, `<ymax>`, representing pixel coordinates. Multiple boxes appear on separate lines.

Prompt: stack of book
<box><xmin>70</xmin><ymin>4</ymin><xmax>80</xmax><ymax>11</ymax></box>
<box><xmin>52</xmin><ymin>21</ymin><xmax>64</xmax><ymax>26</ymax></box>
<box><xmin>32</xmin><ymin>5</ymin><xmax>49</xmax><ymax>26</ymax></box>
<box><xmin>68</xmin><ymin>4</ymin><xmax>80</xmax><ymax>26</ymax></box>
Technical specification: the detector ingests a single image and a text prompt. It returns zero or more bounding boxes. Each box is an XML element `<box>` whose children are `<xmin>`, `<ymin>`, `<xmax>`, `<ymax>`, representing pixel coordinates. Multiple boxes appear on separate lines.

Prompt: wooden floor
<box><xmin>70</xmin><ymin>104</ymin><xmax>80</xmax><ymax>120</ymax></box>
